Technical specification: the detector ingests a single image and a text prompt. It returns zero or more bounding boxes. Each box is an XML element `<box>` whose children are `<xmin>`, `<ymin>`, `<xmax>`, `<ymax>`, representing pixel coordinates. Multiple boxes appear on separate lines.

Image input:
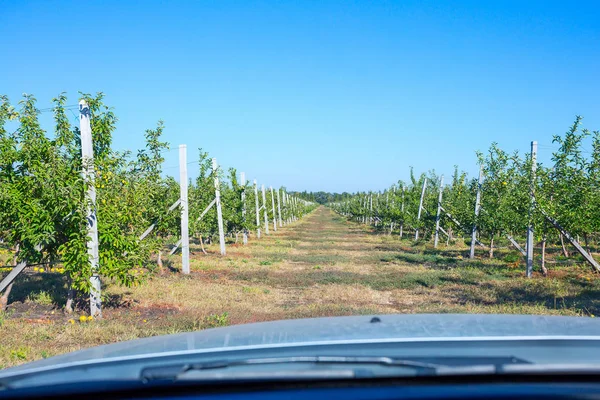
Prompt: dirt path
<box><xmin>2</xmin><ymin>206</ymin><xmax>597</xmax><ymax>368</ymax></box>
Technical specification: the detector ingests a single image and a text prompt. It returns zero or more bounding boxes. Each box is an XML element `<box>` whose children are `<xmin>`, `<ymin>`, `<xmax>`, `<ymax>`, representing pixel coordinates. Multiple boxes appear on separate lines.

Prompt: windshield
<box><xmin>0</xmin><ymin>0</ymin><xmax>599</xmax><ymax>381</ymax></box>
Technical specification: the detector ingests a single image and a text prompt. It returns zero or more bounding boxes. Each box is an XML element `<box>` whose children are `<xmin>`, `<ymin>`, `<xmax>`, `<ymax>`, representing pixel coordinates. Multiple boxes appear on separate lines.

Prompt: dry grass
<box><xmin>1</xmin><ymin>206</ymin><xmax>599</xmax><ymax>369</ymax></box>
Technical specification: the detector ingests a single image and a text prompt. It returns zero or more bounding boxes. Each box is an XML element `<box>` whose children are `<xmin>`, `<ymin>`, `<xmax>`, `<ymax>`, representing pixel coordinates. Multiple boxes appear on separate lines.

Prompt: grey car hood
<box><xmin>6</xmin><ymin>313</ymin><xmax>600</xmax><ymax>372</ymax></box>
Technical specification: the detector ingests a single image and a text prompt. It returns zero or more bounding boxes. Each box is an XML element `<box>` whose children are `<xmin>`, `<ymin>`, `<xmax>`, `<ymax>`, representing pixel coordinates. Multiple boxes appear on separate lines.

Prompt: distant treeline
<box><xmin>292</xmin><ymin>191</ymin><xmax>351</xmax><ymax>205</ymax></box>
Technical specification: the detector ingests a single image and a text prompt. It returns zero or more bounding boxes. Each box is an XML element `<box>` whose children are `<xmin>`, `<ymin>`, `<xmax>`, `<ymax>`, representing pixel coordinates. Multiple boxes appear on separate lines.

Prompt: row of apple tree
<box><xmin>0</xmin><ymin>93</ymin><xmax>314</xmax><ymax>309</ymax></box>
<box><xmin>330</xmin><ymin>117</ymin><xmax>600</xmax><ymax>273</ymax></box>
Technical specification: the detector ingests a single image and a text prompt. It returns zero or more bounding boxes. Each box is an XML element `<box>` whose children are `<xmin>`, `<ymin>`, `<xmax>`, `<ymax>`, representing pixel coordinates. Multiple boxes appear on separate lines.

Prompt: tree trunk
<box><xmin>541</xmin><ymin>236</ymin><xmax>548</xmax><ymax>277</ymax></box>
<box><xmin>560</xmin><ymin>234</ymin><xmax>569</xmax><ymax>257</ymax></box>
<box><xmin>489</xmin><ymin>235</ymin><xmax>495</xmax><ymax>259</ymax></box>
<box><xmin>157</xmin><ymin>250</ymin><xmax>163</xmax><ymax>274</ymax></box>
<box><xmin>65</xmin><ymin>276</ymin><xmax>75</xmax><ymax>314</ymax></box>
<box><xmin>13</xmin><ymin>244</ymin><xmax>19</xmax><ymax>265</ymax></box>
<box><xmin>2</xmin><ymin>244</ymin><xmax>21</xmax><ymax>310</ymax></box>
<box><xmin>389</xmin><ymin>222</ymin><xmax>394</xmax><ymax>235</ymax></box>
<box><xmin>1</xmin><ymin>282</ymin><xmax>14</xmax><ymax>311</ymax></box>
<box><xmin>584</xmin><ymin>233</ymin><xmax>591</xmax><ymax>255</ymax></box>
<box><xmin>199</xmin><ymin>236</ymin><xmax>207</xmax><ymax>255</ymax></box>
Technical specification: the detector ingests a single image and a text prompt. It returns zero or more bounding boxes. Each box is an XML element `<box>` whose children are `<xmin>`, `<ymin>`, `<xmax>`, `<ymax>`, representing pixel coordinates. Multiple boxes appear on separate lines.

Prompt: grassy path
<box><xmin>1</xmin><ymin>206</ymin><xmax>599</xmax><ymax>368</ymax></box>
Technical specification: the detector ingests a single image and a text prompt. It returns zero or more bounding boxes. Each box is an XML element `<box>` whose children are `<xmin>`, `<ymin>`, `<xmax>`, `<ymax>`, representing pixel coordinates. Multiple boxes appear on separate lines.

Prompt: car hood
<box><xmin>6</xmin><ymin>313</ymin><xmax>600</xmax><ymax>372</ymax></box>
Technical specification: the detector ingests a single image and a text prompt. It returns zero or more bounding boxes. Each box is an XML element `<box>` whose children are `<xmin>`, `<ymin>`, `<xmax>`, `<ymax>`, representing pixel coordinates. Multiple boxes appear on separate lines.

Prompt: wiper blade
<box><xmin>141</xmin><ymin>356</ymin><xmax>444</xmax><ymax>382</ymax></box>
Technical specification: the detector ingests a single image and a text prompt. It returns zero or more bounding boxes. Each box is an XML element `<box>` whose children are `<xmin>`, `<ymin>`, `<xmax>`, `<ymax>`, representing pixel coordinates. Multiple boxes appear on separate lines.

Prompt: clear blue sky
<box><xmin>1</xmin><ymin>0</ymin><xmax>599</xmax><ymax>192</ymax></box>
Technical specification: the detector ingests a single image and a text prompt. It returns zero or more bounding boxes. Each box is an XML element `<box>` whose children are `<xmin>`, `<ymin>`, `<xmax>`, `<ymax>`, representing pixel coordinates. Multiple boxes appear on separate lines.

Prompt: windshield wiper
<box><xmin>141</xmin><ymin>356</ymin><xmax>446</xmax><ymax>382</ymax></box>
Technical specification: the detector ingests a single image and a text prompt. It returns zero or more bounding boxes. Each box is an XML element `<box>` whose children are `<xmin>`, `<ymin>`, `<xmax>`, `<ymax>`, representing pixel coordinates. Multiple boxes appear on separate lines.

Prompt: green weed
<box><xmin>204</xmin><ymin>312</ymin><xmax>229</xmax><ymax>328</ymax></box>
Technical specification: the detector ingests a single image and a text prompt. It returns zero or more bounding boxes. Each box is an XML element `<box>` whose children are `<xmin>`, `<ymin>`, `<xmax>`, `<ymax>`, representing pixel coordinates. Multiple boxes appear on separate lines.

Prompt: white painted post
<box><xmin>288</xmin><ymin>192</ymin><xmax>292</xmax><ymax>223</ymax></box>
<box><xmin>179</xmin><ymin>145</ymin><xmax>190</xmax><ymax>274</ymax></box>
<box><xmin>364</xmin><ymin>194</ymin><xmax>368</xmax><ymax>224</ymax></box>
<box><xmin>262</xmin><ymin>184</ymin><xmax>269</xmax><ymax>234</ymax></box>
<box><xmin>415</xmin><ymin>178</ymin><xmax>427</xmax><ymax>241</ymax></box>
<box><xmin>469</xmin><ymin>165</ymin><xmax>484</xmax><ymax>259</ymax></box>
<box><xmin>270</xmin><ymin>186</ymin><xmax>277</xmax><ymax>232</ymax></box>
<box><xmin>79</xmin><ymin>100</ymin><xmax>101</xmax><ymax>318</ymax></box>
<box><xmin>526</xmin><ymin>141</ymin><xmax>538</xmax><ymax>278</ymax></box>
<box><xmin>369</xmin><ymin>193</ymin><xmax>373</xmax><ymax>225</ymax></box>
<box><xmin>293</xmin><ymin>195</ymin><xmax>297</xmax><ymax>221</ymax></box>
<box><xmin>283</xmin><ymin>192</ymin><xmax>289</xmax><ymax>224</ymax></box>
<box><xmin>281</xmin><ymin>191</ymin><xmax>286</xmax><ymax>224</ymax></box>
<box><xmin>287</xmin><ymin>194</ymin><xmax>294</xmax><ymax>223</ymax></box>
<box><xmin>212</xmin><ymin>158</ymin><xmax>226</xmax><ymax>256</ymax></box>
<box><xmin>241</xmin><ymin>172</ymin><xmax>248</xmax><ymax>245</ymax></box>
<box><xmin>294</xmin><ymin>196</ymin><xmax>298</xmax><ymax>221</ymax></box>
<box><xmin>254</xmin><ymin>180</ymin><xmax>261</xmax><ymax>238</ymax></box>
<box><xmin>399</xmin><ymin>186</ymin><xmax>405</xmax><ymax>238</ymax></box>
<box><xmin>434</xmin><ymin>176</ymin><xmax>444</xmax><ymax>248</ymax></box>
<box><xmin>277</xmin><ymin>189</ymin><xmax>283</xmax><ymax>227</ymax></box>
<box><xmin>377</xmin><ymin>192</ymin><xmax>381</xmax><ymax>227</ymax></box>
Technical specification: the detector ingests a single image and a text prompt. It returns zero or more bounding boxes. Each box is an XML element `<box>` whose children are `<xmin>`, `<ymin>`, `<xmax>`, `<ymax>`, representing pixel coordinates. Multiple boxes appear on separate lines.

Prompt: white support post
<box><xmin>0</xmin><ymin>261</ymin><xmax>26</xmax><ymax>294</ymax></box>
<box><xmin>281</xmin><ymin>191</ymin><xmax>285</xmax><ymax>224</ymax></box>
<box><xmin>387</xmin><ymin>188</ymin><xmax>393</xmax><ymax>234</ymax></box>
<box><xmin>365</xmin><ymin>195</ymin><xmax>368</xmax><ymax>224</ymax></box>
<box><xmin>294</xmin><ymin>196</ymin><xmax>298</xmax><ymax>220</ymax></box>
<box><xmin>434</xmin><ymin>176</ymin><xmax>444</xmax><ymax>248</ymax></box>
<box><xmin>415</xmin><ymin>178</ymin><xmax>427</xmax><ymax>241</ymax></box>
<box><xmin>179</xmin><ymin>144</ymin><xmax>190</xmax><ymax>274</ymax></box>
<box><xmin>254</xmin><ymin>180</ymin><xmax>261</xmax><ymax>238</ymax></box>
<box><xmin>540</xmin><ymin>209</ymin><xmax>600</xmax><ymax>272</ymax></box>
<box><xmin>241</xmin><ymin>172</ymin><xmax>248</xmax><ymax>245</ymax></box>
<box><xmin>376</xmin><ymin>192</ymin><xmax>380</xmax><ymax>227</ymax></box>
<box><xmin>288</xmin><ymin>192</ymin><xmax>292</xmax><ymax>223</ymax></box>
<box><xmin>277</xmin><ymin>189</ymin><xmax>283</xmax><ymax>227</ymax></box>
<box><xmin>507</xmin><ymin>234</ymin><xmax>526</xmax><ymax>256</ymax></box>
<box><xmin>196</xmin><ymin>199</ymin><xmax>216</xmax><ymax>222</ymax></box>
<box><xmin>365</xmin><ymin>194</ymin><xmax>370</xmax><ymax>225</ymax></box>
<box><xmin>270</xmin><ymin>186</ymin><xmax>277</xmax><ymax>232</ymax></box>
<box><xmin>79</xmin><ymin>100</ymin><xmax>102</xmax><ymax>318</ymax></box>
<box><xmin>526</xmin><ymin>141</ymin><xmax>537</xmax><ymax>277</ymax></box>
<box><xmin>283</xmin><ymin>191</ymin><xmax>288</xmax><ymax>224</ymax></box>
<box><xmin>212</xmin><ymin>158</ymin><xmax>226</xmax><ymax>256</ymax></box>
<box><xmin>262</xmin><ymin>184</ymin><xmax>269</xmax><ymax>234</ymax></box>
<box><xmin>470</xmin><ymin>164</ymin><xmax>484</xmax><ymax>259</ymax></box>
<box><xmin>369</xmin><ymin>193</ymin><xmax>373</xmax><ymax>225</ymax></box>
<box><xmin>139</xmin><ymin>199</ymin><xmax>181</xmax><ymax>241</ymax></box>
<box><xmin>399</xmin><ymin>186</ymin><xmax>405</xmax><ymax>238</ymax></box>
